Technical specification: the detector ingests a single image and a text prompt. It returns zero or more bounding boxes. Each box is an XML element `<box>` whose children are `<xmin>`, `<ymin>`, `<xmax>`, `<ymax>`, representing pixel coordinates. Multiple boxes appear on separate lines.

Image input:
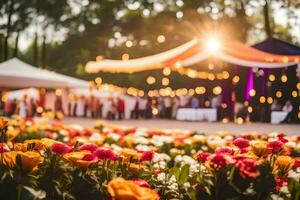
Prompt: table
<box><xmin>176</xmin><ymin>108</ymin><xmax>217</xmax><ymax>122</ymax></box>
<box><xmin>271</xmin><ymin>111</ymin><xmax>288</xmax><ymax>124</ymax></box>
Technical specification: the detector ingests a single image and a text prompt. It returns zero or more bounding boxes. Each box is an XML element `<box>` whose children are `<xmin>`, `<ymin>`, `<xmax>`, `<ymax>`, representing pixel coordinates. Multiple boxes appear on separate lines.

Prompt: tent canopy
<box><xmin>253</xmin><ymin>37</ymin><xmax>300</xmax><ymax>55</ymax></box>
<box><xmin>85</xmin><ymin>39</ymin><xmax>300</xmax><ymax>73</ymax></box>
<box><xmin>0</xmin><ymin>58</ymin><xmax>89</xmax><ymax>88</ymax></box>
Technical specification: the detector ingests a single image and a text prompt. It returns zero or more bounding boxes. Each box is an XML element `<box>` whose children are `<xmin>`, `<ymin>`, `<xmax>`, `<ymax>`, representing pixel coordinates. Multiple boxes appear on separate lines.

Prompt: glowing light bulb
<box><xmin>205</xmin><ymin>38</ymin><xmax>220</xmax><ymax>52</ymax></box>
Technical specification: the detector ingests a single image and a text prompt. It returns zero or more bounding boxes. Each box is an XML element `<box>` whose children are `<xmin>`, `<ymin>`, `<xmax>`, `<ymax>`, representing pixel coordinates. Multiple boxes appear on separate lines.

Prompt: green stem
<box><xmin>17</xmin><ymin>184</ymin><xmax>22</xmax><ymax>200</ymax></box>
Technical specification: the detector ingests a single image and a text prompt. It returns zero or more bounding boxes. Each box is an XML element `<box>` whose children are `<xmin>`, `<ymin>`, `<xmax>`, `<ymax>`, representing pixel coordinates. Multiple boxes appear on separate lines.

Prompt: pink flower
<box><xmin>208</xmin><ymin>153</ymin><xmax>233</xmax><ymax>170</ymax></box>
<box><xmin>275</xmin><ymin>177</ymin><xmax>288</xmax><ymax>191</ymax></box>
<box><xmin>0</xmin><ymin>143</ymin><xmax>9</xmax><ymax>153</ymax></box>
<box><xmin>131</xmin><ymin>178</ymin><xmax>150</xmax><ymax>188</ymax></box>
<box><xmin>277</xmin><ymin>135</ymin><xmax>288</xmax><ymax>144</ymax></box>
<box><xmin>267</xmin><ymin>140</ymin><xmax>284</xmax><ymax>153</ymax></box>
<box><xmin>215</xmin><ymin>147</ymin><xmax>234</xmax><ymax>155</ymax></box>
<box><xmin>51</xmin><ymin>142</ymin><xmax>72</xmax><ymax>155</ymax></box>
<box><xmin>93</xmin><ymin>148</ymin><xmax>119</xmax><ymax>161</ymax></box>
<box><xmin>294</xmin><ymin>160</ymin><xmax>300</xmax><ymax>168</ymax></box>
<box><xmin>235</xmin><ymin>158</ymin><xmax>259</xmax><ymax>178</ymax></box>
<box><xmin>77</xmin><ymin>143</ymin><xmax>98</xmax><ymax>152</ymax></box>
<box><xmin>140</xmin><ymin>151</ymin><xmax>154</xmax><ymax>162</ymax></box>
<box><xmin>233</xmin><ymin>138</ymin><xmax>250</xmax><ymax>149</ymax></box>
<box><xmin>197</xmin><ymin>152</ymin><xmax>211</xmax><ymax>163</ymax></box>
<box><xmin>82</xmin><ymin>153</ymin><xmax>98</xmax><ymax>162</ymax></box>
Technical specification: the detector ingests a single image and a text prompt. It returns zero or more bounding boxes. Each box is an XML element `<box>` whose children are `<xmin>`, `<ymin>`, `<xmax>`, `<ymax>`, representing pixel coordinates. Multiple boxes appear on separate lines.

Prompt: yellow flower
<box><xmin>250</xmin><ymin>141</ymin><xmax>271</xmax><ymax>157</ymax></box>
<box><xmin>6</xmin><ymin>128</ymin><xmax>20</xmax><ymax>141</ymax></box>
<box><xmin>1</xmin><ymin>151</ymin><xmax>17</xmax><ymax>167</ymax></box>
<box><xmin>17</xmin><ymin>151</ymin><xmax>44</xmax><ymax>172</ymax></box>
<box><xmin>121</xmin><ymin>148</ymin><xmax>141</xmax><ymax>162</ymax></box>
<box><xmin>14</xmin><ymin>143</ymin><xmax>28</xmax><ymax>152</ymax></box>
<box><xmin>274</xmin><ymin>156</ymin><xmax>294</xmax><ymax>173</ymax></box>
<box><xmin>0</xmin><ymin>118</ymin><xmax>8</xmax><ymax>129</ymax></box>
<box><xmin>107</xmin><ymin>178</ymin><xmax>159</xmax><ymax>200</ymax></box>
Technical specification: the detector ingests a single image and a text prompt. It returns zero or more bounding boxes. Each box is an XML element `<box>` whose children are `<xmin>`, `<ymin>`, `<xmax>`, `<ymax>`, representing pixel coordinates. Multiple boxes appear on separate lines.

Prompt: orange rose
<box><xmin>273</xmin><ymin>156</ymin><xmax>294</xmax><ymax>174</ymax></box>
<box><xmin>107</xmin><ymin>178</ymin><xmax>159</xmax><ymax>200</ymax></box>
<box><xmin>17</xmin><ymin>151</ymin><xmax>44</xmax><ymax>172</ymax></box>
<box><xmin>250</xmin><ymin>141</ymin><xmax>272</xmax><ymax>157</ymax></box>
<box><xmin>1</xmin><ymin>151</ymin><xmax>17</xmax><ymax>167</ymax></box>
<box><xmin>0</xmin><ymin>118</ymin><xmax>8</xmax><ymax>130</ymax></box>
<box><xmin>63</xmin><ymin>151</ymin><xmax>96</xmax><ymax>169</ymax></box>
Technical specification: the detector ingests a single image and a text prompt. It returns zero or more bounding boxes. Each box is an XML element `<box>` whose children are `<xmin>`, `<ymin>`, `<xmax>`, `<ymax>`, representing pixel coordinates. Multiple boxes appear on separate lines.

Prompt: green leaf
<box><xmin>178</xmin><ymin>164</ymin><xmax>190</xmax><ymax>186</ymax></box>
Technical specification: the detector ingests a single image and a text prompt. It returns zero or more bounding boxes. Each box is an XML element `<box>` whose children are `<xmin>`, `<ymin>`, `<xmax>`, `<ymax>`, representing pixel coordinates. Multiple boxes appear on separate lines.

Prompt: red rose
<box><xmin>0</xmin><ymin>143</ymin><xmax>9</xmax><ymax>153</ymax></box>
<box><xmin>275</xmin><ymin>177</ymin><xmax>288</xmax><ymax>191</ymax></box>
<box><xmin>277</xmin><ymin>135</ymin><xmax>288</xmax><ymax>144</ymax></box>
<box><xmin>209</xmin><ymin>153</ymin><xmax>233</xmax><ymax>170</ymax></box>
<box><xmin>93</xmin><ymin>148</ymin><xmax>119</xmax><ymax>161</ymax></box>
<box><xmin>267</xmin><ymin>140</ymin><xmax>284</xmax><ymax>153</ymax></box>
<box><xmin>235</xmin><ymin>158</ymin><xmax>259</xmax><ymax>178</ymax></box>
<box><xmin>233</xmin><ymin>138</ymin><xmax>250</xmax><ymax>149</ymax></box>
<box><xmin>77</xmin><ymin>143</ymin><xmax>98</xmax><ymax>152</ymax></box>
<box><xmin>197</xmin><ymin>152</ymin><xmax>211</xmax><ymax>163</ymax></box>
<box><xmin>294</xmin><ymin>160</ymin><xmax>300</xmax><ymax>168</ymax></box>
<box><xmin>82</xmin><ymin>153</ymin><xmax>98</xmax><ymax>161</ymax></box>
<box><xmin>215</xmin><ymin>147</ymin><xmax>234</xmax><ymax>155</ymax></box>
<box><xmin>131</xmin><ymin>178</ymin><xmax>150</xmax><ymax>188</ymax></box>
<box><xmin>140</xmin><ymin>151</ymin><xmax>154</xmax><ymax>162</ymax></box>
<box><xmin>51</xmin><ymin>142</ymin><xmax>72</xmax><ymax>155</ymax></box>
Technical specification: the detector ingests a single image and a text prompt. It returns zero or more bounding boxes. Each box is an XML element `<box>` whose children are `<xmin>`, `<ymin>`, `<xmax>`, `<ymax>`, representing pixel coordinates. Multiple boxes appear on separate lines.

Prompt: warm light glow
<box><xmin>208</xmin><ymin>73</ymin><xmax>215</xmax><ymax>81</ymax></box>
<box><xmin>298</xmin><ymin>112</ymin><xmax>300</xmax><ymax>119</ymax></box>
<box><xmin>188</xmin><ymin>89</ymin><xmax>195</xmax><ymax>95</ymax></box>
<box><xmin>162</xmin><ymin>77</ymin><xmax>170</xmax><ymax>86</ymax></box>
<box><xmin>138</xmin><ymin>90</ymin><xmax>144</xmax><ymax>97</ymax></box>
<box><xmin>95</xmin><ymin>77</ymin><xmax>102</xmax><ymax>84</ymax></box>
<box><xmin>174</xmin><ymin>62</ymin><xmax>182</xmax><ymax>69</ymax></box>
<box><xmin>232</xmin><ymin>75</ymin><xmax>240</xmax><ymax>84</ymax></box>
<box><xmin>157</xmin><ymin>35</ymin><xmax>166</xmax><ymax>43</ymax></box>
<box><xmin>222</xmin><ymin>71</ymin><xmax>230</xmax><ymax>79</ymax></box>
<box><xmin>267</xmin><ymin>97</ymin><xmax>273</xmax><ymax>104</ymax></box>
<box><xmin>249</xmin><ymin>89</ymin><xmax>256</xmax><ymax>97</ymax></box>
<box><xmin>213</xmin><ymin>86</ymin><xmax>222</xmax><ymax>95</ymax></box>
<box><xmin>195</xmin><ymin>86</ymin><xmax>206</xmax><ymax>94</ymax></box>
<box><xmin>204</xmin><ymin>100</ymin><xmax>210</xmax><ymax>107</ymax></box>
<box><xmin>236</xmin><ymin>117</ymin><xmax>244</xmax><ymax>125</ymax></box>
<box><xmin>208</xmin><ymin>64</ymin><xmax>215</xmax><ymax>70</ymax></box>
<box><xmin>276</xmin><ymin>91</ymin><xmax>282</xmax><ymax>98</ymax></box>
<box><xmin>122</xmin><ymin>53</ymin><xmax>130</xmax><ymax>60</ymax></box>
<box><xmin>96</xmin><ymin>56</ymin><xmax>103</xmax><ymax>61</ymax></box>
<box><xmin>36</xmin><ymin>106</ymin><xmax>44</xmax><ymax>114</ymax></box>
<box><xmin>269</xmin><ymin>74</ymin><xmax>275</xmax><ymax>82</ymax></box>
<box><xmin>125</xmin><ymin>41</ymin><xmax>133</xmax><ymax>47</ymax></box>
<box><xmin>55</xmin><ymin>89</ymin><xmax>62</xmax><ymax>96</ymax></box>
<box><xmin>281</xmin><ymin>75</ymin><xmax>287</xmax><ymax>83</ymax></box>
<box><xmin>247</xmin><ymin>106</ymin><xmax>253</xmax><ymax>113</ymax></box>
<box><xmin>205</xmin><ymin>38</ymin><xmax>220</xmax><ymax>52</ymax></box>
<box><xmin>146</xmin><ymin>76</ymin><xmax>156</xmax><ymax>85</ymax></box>
<box><xmin>163</xmin><ymin>67</ymin><xmax>171</xmax><ymax>76</ymax></box>
<box><xmin>297</xmin><ymin>83</ymin><xmax>300</xmax><ymax>90</ymax></box>
<box><xmin>152</xmin><ymin>108</ymin><xmax>159</xmax><ymax>115</ymax></box>
<box><xmin>259</xmin><ymin>96</ymin><xmax>266</xmax><ymax>103</ymax></box>
<box><xmin>292</xmin><ymin>90</ymin><xmax>298</xmax><ymax>98</ymax></box>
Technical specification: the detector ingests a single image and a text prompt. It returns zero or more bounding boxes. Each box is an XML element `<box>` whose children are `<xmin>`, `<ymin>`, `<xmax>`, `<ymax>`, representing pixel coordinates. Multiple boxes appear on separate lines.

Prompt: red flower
<box><xmin>77</xmin><ymin>143</ymin><xmax>98</xmax><ymax>152</ymax></box>
<box><xmin>235</xmin><ymin>158</ymin><xmax>259</xmax><ymax>178</ymax></box>
<box><xmin>267</xmin><ymin>140</ymin><xmax>284</xmax><ymax>153</ymax></box>
<box><xmin>93</xmin><ymin>148</ymin><xmax>119</xmax><ymax>161</ymax></box>
<box><xmin>197</xmin><ymin>152</ymin><xmax>211</xmax><ymax>163</ymax></box>
<box><xmin>82</xmin><ymin>153</ymin><xmax>98</xmax><ymax>161</ymax></box>
<box><xmin>294</xmin><ymin>160</ymin><xmax>300</xmax><ymax>168</ymax></box>
<box><xmin>233</xmin><ymin>138</ymin><xmax>250</xmax><ymax>149</ymax></box>
<box><xmin>215</xmin><ymin>147</ymin><xmax>234</xmax><ymax>155</ymax></box>
<box><xmin>140</xmin><ymin>151</ymin><xmax>154</xmax><ymax>162</ymax></box>
<box><xmin>208</xmin><ymin>153</ymin><xmax>232</xmax><ymax>170</ymax></box>
<box><xmin>0</xmin><ymin>143</ymin><xmax>9</xmax><ymax>153</ymax></box>
<box><xmin>131</xmin><ymin>178</ymin><xmax>150</xmax><ymax>188</ymax></box>
<box><xmin>277</xmin><ymin>135</ymin><xmax>288</xmax><ymax>144</ymax></box>
<box><xmin>51</xmin><ymin>142</ymin><xmax>72</xmax><ymax>155</ymax></box>
<box><xmin>275</xmin><ymin>177</ymin><xmax>288</xmax><ymax>191</ymax></box>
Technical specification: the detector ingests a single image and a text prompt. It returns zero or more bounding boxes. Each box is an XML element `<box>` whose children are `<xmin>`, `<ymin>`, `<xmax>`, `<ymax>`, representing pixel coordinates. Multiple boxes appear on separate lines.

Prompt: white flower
<box><xmin>135</xmin><ymin>144</ymin><xmax>151</xmax><ymax>151</ymax></box>
<box><xmin>288</xmin><ymin>168</ymin><xmax>300</xmax><ymax>182</ymax></box>
<box><xmin>107</xmin><ymin>133</ymin><xmax>121</xmax><ymax>141</ymax></box>
<box><xmin>135</xmin><ymin>137</ymin><xmax>149</xmax><ymax>145</ymax></box>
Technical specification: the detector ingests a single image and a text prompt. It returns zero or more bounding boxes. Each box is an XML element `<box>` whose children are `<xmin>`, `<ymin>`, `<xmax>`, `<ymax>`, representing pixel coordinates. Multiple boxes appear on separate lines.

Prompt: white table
<box><xmin>176</xmin><ymin>108</ymin><xmax>217</xmax><ymax>122</ymax></box>
<box><xmin>271</xmin><ymin>111</ymin><xmax>288</xmax><ymax>124</ymax></box>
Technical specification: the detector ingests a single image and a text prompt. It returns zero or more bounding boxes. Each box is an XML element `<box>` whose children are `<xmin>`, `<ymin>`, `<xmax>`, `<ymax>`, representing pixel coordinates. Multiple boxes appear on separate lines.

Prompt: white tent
<box><xmin>0</xmin><ymin>58</ymin><xmax>89</xmax><ymax>88</ymax></box>
<box><xmin>7</xmin><ymin>88</ymin><xmax>39</xmax><ymax>100</ymax></box>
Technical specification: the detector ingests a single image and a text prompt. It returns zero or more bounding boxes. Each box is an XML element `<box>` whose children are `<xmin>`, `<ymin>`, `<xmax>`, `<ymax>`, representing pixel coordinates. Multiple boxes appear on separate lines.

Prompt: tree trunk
<box><xmin>33</xmin><ymin>33</ymin><xmax>38</xmax><ymax>66</ymax></box>
<box><xmin>13</xmin><ymin>31</ymin><xmax>20</xmax><ymax>57</ymax></box>
<box><xmin>41</xmin><ymin>35</ymin><xmax>46</xmax><ymax>68</ymax></box>
<box><xmin>263</xmin><ymin>0</ymin><xmax>272</xmax><ymax>37</ymax></box>
<box><xmin>4</xmin><ymin>0</ymin><xmax>15</xmax><ymax>60</ymax></box>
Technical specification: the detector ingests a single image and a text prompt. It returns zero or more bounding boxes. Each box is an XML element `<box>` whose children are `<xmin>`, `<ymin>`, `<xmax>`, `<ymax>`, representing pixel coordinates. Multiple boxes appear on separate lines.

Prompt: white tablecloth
<box><xmin>176</xmin><ymin>108</ymin><xmax>217</xmax><ymax>121</ymax></box>
<box><xmin>271</xmin><ymin>111</ymin><xmax>288</xmax><ymax>124</ymax></box>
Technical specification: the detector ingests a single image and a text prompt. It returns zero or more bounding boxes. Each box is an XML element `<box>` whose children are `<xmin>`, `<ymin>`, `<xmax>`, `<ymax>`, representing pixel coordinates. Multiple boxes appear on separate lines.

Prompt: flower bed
<box><xmin>0</xmin><ymin>117</ymin><xmax>300</xmax><ymax>200</ymax></box>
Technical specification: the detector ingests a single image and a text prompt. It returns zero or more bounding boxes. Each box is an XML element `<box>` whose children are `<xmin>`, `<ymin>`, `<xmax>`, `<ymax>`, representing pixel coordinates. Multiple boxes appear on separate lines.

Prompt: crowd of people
<box><xmin>0</xmin><ymin>92</ymin><xmax>296</xmax><ymax>124</ymax></box>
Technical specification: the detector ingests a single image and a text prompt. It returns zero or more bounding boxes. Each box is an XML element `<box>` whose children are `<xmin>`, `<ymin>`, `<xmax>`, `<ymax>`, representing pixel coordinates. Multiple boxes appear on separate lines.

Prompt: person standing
<box><xmin>117</xmin><ymin>97</ymin><xmax>125</xmax><ymax>120</ymax></box>
<box><xmin>281</xmin><ymin>101</ymin><xmax>293</xmax><ymax>123</ymax></box>
<box><xmin>172</xmin><ymin>96</ymin><xmax>180</xmax><ymax>119</ymax></box>
<box><xmin>76</xmin><ymin>96</ymin><xmax>85</xmax><ymax>117</ymax></box>
<box><xmin>138</xmin><ymin>97</ymin><xmax>148</xmax><ymax>118</ymax></box>
<box><xmin>18</xmin><ymin>95</ymin><xmax>28</xmax><ymax>117</ymax></box>
<box><xmin>163</xmin><ymin>96</ymin><xmax>172</xmax><ymax>119</ymax></box>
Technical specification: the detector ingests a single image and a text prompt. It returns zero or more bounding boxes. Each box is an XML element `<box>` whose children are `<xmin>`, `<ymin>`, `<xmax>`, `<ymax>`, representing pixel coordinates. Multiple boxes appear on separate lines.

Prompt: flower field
<box><xmin>0</xmin><ymin>117</ymin><xmax>300</xmax><ymax>200</ymax></box>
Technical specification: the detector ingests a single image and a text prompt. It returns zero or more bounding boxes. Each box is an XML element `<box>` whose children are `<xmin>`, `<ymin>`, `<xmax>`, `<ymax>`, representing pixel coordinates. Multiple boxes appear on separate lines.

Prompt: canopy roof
<box><xmin>85</xmin><ymin>39</ymin><xmax>300</xmax><ymax>73</ymax></box>
<box><xmin>0</xmin><ymin>58</ymin><xmax>89</xmax><ymax>88</ymax></box>
<box><xmin>253</xmin><ymin>37</ymin><xmax>300</xmax><ymax>55</ymax></box>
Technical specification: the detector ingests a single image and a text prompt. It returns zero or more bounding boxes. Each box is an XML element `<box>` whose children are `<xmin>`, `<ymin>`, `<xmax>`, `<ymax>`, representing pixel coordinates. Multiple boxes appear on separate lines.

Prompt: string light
<box><xmin>55</xmin><ymin>89</ymin><xmax>62</xmax><ymax>96</ymax></box>
<box><xmin>162</xmin><ymin>77</ymin><xmax>170</xmax><ymax>86</ymax></box>
<box><xmin>122</xmin><ymin>53</ymin><xmax>130</xmax><ymax>60</ymax></box>
<box><xmin>208</xmin><ymin>73</ymin><xmax>215</xmax><ymax>81</ymax></box>
<box><xmin>95</xmin><ymin>77</ymin><xmax>102</xmax><ymax>84</ymax></box>
<box><xmin>267</xmin><ymin>97</ymin><xmax>273</xmax><ymax>104</ymax></box>
<box><xmin>297</xmin><ymin>82</ymin><xmax>300</xmax><ymax>90</ymax></box>
<box><xmin>125</xmin><ymin>41</ymin><xmax>133</xmax><ymax>47</ymax></box>
<box><xmin>163</xmin><ymin>67</ymin><xmax>171</xmax><ymax>76</ymax></box>
<box><xmin>292</xmin><ymin>90</ymin><xmax>298</xmax><ymax>98</ymax></box>
<box><xmin>213</xmin><ymin>86</ymin><xmax>222</xmax><ymax>95</ymax></box>
<box><xmin>269</xmin><ymin>74</ymin><xmax>275</xmax><ymax>82</ymax></box>
<box><xmin>276</xmin><ymin>91</ymin><xmax>282</xmax><ymax>98</ymax></box>
<box><xmin>146</xmin><ymin>76</ymin><xmax>156</xmax><ymax>84</ymax></box>
<box><xmin>208</xmin><ymin>64</ymin><xmax>214</xmax><ymax>70</ymax></box>
<box><xmin>152</xmin><ymin>108</ymin><xmax>159</xmax><ymax>115</ymax></box>
<box><xmin>247</xmin><ymin>106</ymin><xmax>253</xmax><ymax>113</ymax></box>
<box><xmin>188</xmin><ymin>88</ymin><xmax>195</xmax><ymax>95</ymax></box>
<box><xmin>96</xmin><ymin>56</ymin><xmax>103</xmax><ymax>61</ymax></box>
<box><xmin>157</xmin><ymin>35</ymin><xmax>166</xmax><ymax>43</ymax></box>
<box><xmin>195</xmin><ymin>86</ymin><xmax>206</xmax><ymax>94</ymax></box>
<box><xmin>259</xmin><ymin>96</ymin><xmax>266</xmax><ymax>103</ymax></box>
<box><xmin>222</xmin><ymin>71</ymin><xmax>230</xmax><ymax>79</ymax></box>
<box><xmin>232</xmin><ymin>75</ymin><xmax>240</xmax><ymax>84</ymax></box>
<box><xmin>281</xmin><ymin>74</ymin><xmax>287</xmax><ymax>83</ymax></box>
<box><xmin>249</xmin><ymin>89</ymin><xmax>256</xmax><ymax>97</ymax></box>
